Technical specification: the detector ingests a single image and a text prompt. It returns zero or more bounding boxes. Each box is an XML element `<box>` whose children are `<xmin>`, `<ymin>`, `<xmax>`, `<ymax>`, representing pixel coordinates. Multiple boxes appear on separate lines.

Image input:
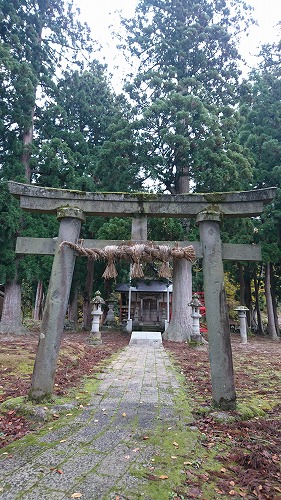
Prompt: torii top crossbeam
<box><xmin>8</xmin><ymin>182</ymin><xmax>277</xmax><ymax>218</ymax></box>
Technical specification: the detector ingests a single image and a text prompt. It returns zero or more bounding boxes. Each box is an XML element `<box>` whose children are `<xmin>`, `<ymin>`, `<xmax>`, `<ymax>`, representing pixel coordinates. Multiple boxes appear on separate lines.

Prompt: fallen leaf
<box><xmin>133</xmin><ymin>448</ymin><xmax>140</xmax><ymax>452</ymax></box>
<box><xmin>56</xmin><ymin>469</ymin><xmax>64</xmax><ymax>474</ymax></box>
<box><xmin>143</xmin><ymin>436</ymin><xmax>149</xmax><ymax>440</ymax></box>
<box><xmin>171</xmin><ymin>456</ymin><xmax>177</xmax><ymax>459</ymax></box>
<box><xmin>52</xmin><ymin>414</ymin><xmax>60</xmax><ymax>418</ymax></box>
<box><xmin>60</xmin><ymin>439</ymin><xmax>67</xmax><ymax>443</ymax></box>
<box><xmin>159</xmin><ymin>475</ymin><xmax>169</xmax><ymax>480</ymax></box>
<box><xmin>122</xmin><ymin>413</ymin><xmax>127</xmax><ymax>417</ymax></box>
<box><xmin>173</xmin><ymin>441</ymin><xmax>179</xmax><ymax>448</ymax></box>
<box><xmin>229</xmin><ymin>491</ymin><xmax>236</xmax><ymax>496</ymax></box>
<box><xmin>124</xmin><ymin>455</ymin><xmax>130</xmax><ymax>460</ymax></box>
<box><xmin>71</xmin><ymin>494</ymin><xmax>82</xmax><ymax>499</ymax></box>
<box><xmin>65</xmin><ymin>413</ymin><xmax>73</xmax><ymax>416</ymax></box>
<box><xmin>220</xmin><ymin>467</ymin><xmax>227</xmax><ymax>473</ymax></box>
<box><xmin>145</xmin><ymin>473</ymin><xmax>159</xmax><ymax>481</ymax></box>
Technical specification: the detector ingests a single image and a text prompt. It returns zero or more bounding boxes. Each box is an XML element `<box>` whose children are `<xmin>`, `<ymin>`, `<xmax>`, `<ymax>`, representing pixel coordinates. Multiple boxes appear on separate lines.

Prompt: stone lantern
<box><xmin>89</xmin><ymin>291</ymin><xmax>105</xmax><ymax>346</ymax></box>
<box><xmin>189</xmin><ymin>293</ymin><xmax>204</xmax><ymax>343</ymax></box>
<box><xmin>234</xmin><ymin>305</ymin><xmax>249</xmax><ymax>344</ymax></box>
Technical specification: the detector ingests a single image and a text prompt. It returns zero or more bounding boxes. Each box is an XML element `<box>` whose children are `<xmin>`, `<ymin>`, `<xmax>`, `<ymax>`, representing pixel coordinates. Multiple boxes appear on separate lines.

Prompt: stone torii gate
<box><xmin>8</xmin><ymin>181</ymin><xmax>276</xmax><ymax>409</ymax></box>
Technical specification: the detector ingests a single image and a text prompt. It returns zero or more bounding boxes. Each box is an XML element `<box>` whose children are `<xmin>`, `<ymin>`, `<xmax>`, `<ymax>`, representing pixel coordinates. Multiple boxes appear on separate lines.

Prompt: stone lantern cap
<box><xmin>92</xmin><ymin>291</ymin><xmax>105</xmax><ymax>305</ymax></box>
<box><xmin>188</xmin><ymin>293</ymin><xmax>202</xmax><ymax>308</ymax></box>
<box><xmin>234</xmin><ymin>305</ymin><xmax>249</xmax><ymax>312</ymax></box>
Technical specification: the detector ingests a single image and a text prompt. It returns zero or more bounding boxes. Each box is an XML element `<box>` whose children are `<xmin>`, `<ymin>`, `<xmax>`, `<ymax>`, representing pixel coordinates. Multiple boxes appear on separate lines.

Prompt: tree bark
<box><xmin>163</xmin><ymin>259</ymin><xmax>192</xmax><ymax>342</ymax></box>
<box><xmin>264</xmin><ymin>262</ymin><xmax>279</xmax><ymax>340</ymax></box>
<box><xmin>244</xmin><ymin>267</ymin><xmax>252</xmax><ymax>329</ymax></box>
<box><xmin>82</xmin><ymin>259</ymin><xmax>94</xmax><ymax>330</ymax></box>
<box><xmin>270</xmin><ymin>263</ymin><xmax>280</xmax><ymax>337</ymax></box>
<box><xmin>22</xmin><ymin>112</ymin><xmax>34</xmax><ymax>183</ymax></box>
<box><xmin>68</xmin><ymin>287</ymin><xmax>79</xmax><ymax>328</ymax></box>
<box><xmin>253</xmin><ymin>268</ymin><xmax>264</xmax><ymax>335</ymax></box>
<box><xmin>0</xmin><ymin>280</ymin><xmax>27</xmax><ymax>334</ymax></box>
<box><xmin>238</xmin><ymin>263</ymin><xmax>245</xmax><ymax>305</ymax></box>
<box><xmin>33</xmin><ymin>281</ymin><xmax>43</xmax><ymax>321</ymax></box>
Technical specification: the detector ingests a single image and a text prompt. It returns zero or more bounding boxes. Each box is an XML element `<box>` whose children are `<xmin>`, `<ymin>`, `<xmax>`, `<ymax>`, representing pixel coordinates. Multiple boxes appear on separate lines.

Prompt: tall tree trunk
<box><xmin>163</xmin><ymin>165</ymin><xmax>193</xmax><ymax>342</ymax></box>
<box><xmin>177</xmin><ymin>166</ymin><xmax>190</xmax><ymax>194</ymax></box>
<box><xmin>238</xmin><ymin>263</ymin><xmax>245</xmax><ymax>305</ymax></box>
<box><xmin>2</xmin><ymin>87</ymin><xmax>37</xmax><ymax>334</ymax></box>
<box><xmin>264</xmin><ymin>263</ymin><xmax>279</xmax><ymax>340</ymax></box>
<box><xmin>244</xmin><ymin>266</ymin><xmax>252</xmax><ymax>329</ymax></box>
<box><xmin>22</xmin><ymin>111</ymin><xmax>34</xmax><ymax>183</ymax></box>
<box><xmin>163</xmin><ymin>259</ymin><xmax>192</xmax><ymax>342</ymax></box>
<box><xmin>82</xmin><ymin>258</ymin><xmax>94</xmax><ymax>330</ymax></box>
<box><xmin>253</xmin><ymin>268</ymin><xmax>264</xmax><ymax>335</ymax></box>
<box><xmin>0</xmin><ymin>279</ymin><xmax>27</xmax><ymax>334</ymax></box>
<box><xmin>270</xmin><ymin>264</ymin><xmax>280</xmax><ymax>337</ymax></box>
<box><xmin>33</xmin><ymin>280</ymin><xmax>43</xmax><ymax>321</ymax></box>
<box><xmin>68</xmin><ymin>287</ymin><xmax>79</xmax><ymax>328</ymax></box>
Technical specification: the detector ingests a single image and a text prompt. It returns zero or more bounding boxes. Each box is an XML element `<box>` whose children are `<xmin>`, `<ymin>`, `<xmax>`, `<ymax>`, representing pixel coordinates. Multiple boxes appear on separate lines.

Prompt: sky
<box><xmin>78</xmin><ymin>0</ymin><xmax>280</xmax><ymax>90</ymax></box>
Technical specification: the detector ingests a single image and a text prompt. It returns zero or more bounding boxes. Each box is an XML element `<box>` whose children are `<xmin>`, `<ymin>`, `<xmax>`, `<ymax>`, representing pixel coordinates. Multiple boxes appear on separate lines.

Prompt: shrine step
<box><xmin>129</xmin><ymin>331</ymin><xmax>162</xmax><ymax>346</ymax></box>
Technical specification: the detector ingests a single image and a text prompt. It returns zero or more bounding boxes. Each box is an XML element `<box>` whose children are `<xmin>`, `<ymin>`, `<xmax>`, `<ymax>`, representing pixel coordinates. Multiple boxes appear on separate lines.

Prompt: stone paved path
<box><xmin>0</xmin><ymin>344</ymin><xmax>191</xmax><ymax>499</ymax></box>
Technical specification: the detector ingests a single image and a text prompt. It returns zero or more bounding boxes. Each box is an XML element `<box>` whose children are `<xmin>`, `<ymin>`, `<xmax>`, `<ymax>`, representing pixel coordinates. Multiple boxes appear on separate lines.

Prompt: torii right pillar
<box><xmin>197</xmin><ymin>210</ymin><xmax>236</xmax><ymax>410</ymax></box>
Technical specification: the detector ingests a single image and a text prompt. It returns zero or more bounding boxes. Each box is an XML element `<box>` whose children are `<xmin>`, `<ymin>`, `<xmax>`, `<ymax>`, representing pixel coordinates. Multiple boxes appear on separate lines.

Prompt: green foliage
<box><xmin>35</xmin><ymin>65</ymin><xmax>142</xmax><ymax>192</ymax></box>
<box><xmin>95</xmin><ymin>218</ymin><xmax>132</xmax><ymax>240</ymax></box>
<box><xmin>148</xmin><ymin>218</ymin><xmax>185</xmax><ymax>241</ymax></box>
<box><xmin>122</xmin><ymin>0</ymin><xmax>254</xmax><ymax>194</ymax></box>
<box><xmin>239</xmin><ymin>37</ymin><xmax>281</xmax><ymax>273</ymax></box>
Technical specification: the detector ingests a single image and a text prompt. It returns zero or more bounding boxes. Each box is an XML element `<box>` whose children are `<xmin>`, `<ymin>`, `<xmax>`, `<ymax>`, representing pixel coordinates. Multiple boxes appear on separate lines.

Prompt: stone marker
<box><xmin>130</xmin><ymin>331</ymin><xmax>162</xmax><ymax>347</ymax></box>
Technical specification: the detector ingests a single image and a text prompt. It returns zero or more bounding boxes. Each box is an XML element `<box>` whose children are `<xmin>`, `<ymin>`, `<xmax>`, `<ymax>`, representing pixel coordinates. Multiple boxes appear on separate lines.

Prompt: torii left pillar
<box><xmin>29</xmin><ymin>207</ymin><xmax>85</xmax><ymax>401</ymax></box>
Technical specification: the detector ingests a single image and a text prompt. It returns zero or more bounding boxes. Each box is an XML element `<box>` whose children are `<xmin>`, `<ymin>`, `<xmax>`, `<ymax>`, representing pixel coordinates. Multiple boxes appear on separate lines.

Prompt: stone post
<box><xmin>29</xmin><ymin>207</ymin><xmax>85</xmax><ymax>402</ymax></box>
<box><xmin>235</xmin><ymin>306</ymin><xmax>249</xmax><ymax>344</ymax></box>
<box><xmin>196</xmin><ymin>210</ymin><xmax>236</xmax><ymax>410</ymax></box>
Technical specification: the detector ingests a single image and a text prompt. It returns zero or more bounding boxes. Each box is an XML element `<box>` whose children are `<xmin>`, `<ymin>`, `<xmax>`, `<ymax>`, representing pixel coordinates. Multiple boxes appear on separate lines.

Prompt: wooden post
<box><xmin>29</xmin><ymin>207</ymin><xmax>85</xmax><ymax>402</ymax></box>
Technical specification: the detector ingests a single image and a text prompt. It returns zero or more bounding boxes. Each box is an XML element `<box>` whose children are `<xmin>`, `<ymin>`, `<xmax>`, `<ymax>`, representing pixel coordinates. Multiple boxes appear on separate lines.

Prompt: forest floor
<box><xmin>0</xmin><ymin>328</ymin><xmax>280</xmax><ymax>499</ymax></box>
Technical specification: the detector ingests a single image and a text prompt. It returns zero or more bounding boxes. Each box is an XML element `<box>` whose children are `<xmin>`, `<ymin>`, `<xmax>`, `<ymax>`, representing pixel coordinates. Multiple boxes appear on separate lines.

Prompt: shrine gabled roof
<box><xmin>116</xmin><ymin>280</ymin><xmax>173</xmax><ymax>293</ymax></box>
